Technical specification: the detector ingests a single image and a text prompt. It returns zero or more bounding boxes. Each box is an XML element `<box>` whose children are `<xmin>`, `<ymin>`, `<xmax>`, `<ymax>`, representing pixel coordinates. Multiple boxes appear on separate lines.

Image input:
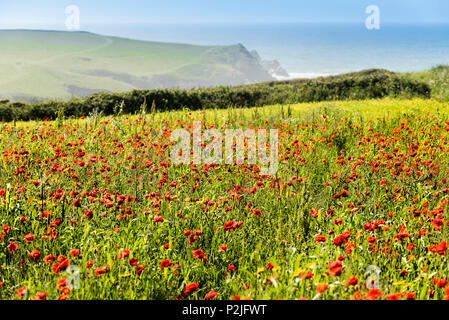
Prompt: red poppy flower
<box><xmin>437</xmin><ymin>241</ymin><xmax>447</xmax><ymax>255</ymax></box>
<box><xmin>366</xmin><ymin>288</ymin><xmax>382</xmax><ymax>300</ymax></box>
<box><xmin>118</xmin><ymin>249</ymin><xmax>130</xmax><ymax>260</ymax></box>
<box><xmin>160</xmin><ymin>259</ymin><xmax>172</xmax><ymax>269</ymax></box>
<box><xmin>205</xmin><ymin>291</ymin><xmax>217</xmax><ymax>299</ymax></box>
<box><xmin>327</xmin><ymin>260</ymin><xmax>343</xmax><ymax>276</ymax></box>
<box><xmin>57</xmin><ymin>278</ymin><xmax>68</xmax><ymax>291</ymax></box>
<box><xmin>95</xmin><ymin>267</ymin><xmax>106</xmax><ymax>276</ymax></box>
<box><xmin>31</xmin><ymin>292</ymin><xmax>48</xmax><ymax>300</ymax></box>
<box><xmin>59</xmin><ymin>259</ymin><xmax>69</xmax><ymax>271</ymax></box>
<box><xmin>23</xmin><ymin>233</ymin><xmax>36</xmax><ymax>242</ymax></box>
<box><xmin>7</xmin><ymin>241</ymin><xmax>18</xmax><ymax>253</ymax></box>
<box><xmin>28</xmin><ymin>250</ymin><xmax>41</xmax><ymax>262</ymax></box>
<box><xmin>69</xmin><ymin>249</ymin><xmax>80</xmax><ymax>257</ymax></box>
<box><xmin>73</xmin><ymin>198</ymin><xmax>81</xmax><ymax>207</ymax></box>
<box><xmin>192</xmin><ymin>249</ymin><xmax>205</xmax><ymax>260</ymax></box>
<box><xmin>183</xmin><ymin>282</ymin><xmax>199</xmax><ymax>296</ymax></box>
<box><xmin>52</xmin><ymin>262</ymin><xmax>61</xmax><ymax>274</ymax></box>
<box><xmin>16</xmin><ymin>287</ymin><xmax>27</xmax><ymax>299</ymax></box>
<box><xmin>385</xmin><ymin>293</ymin><xmax>402</xmax><ymax>300</ymax></box>
<box><xmin>153</xmin><ymin>216</ymin><xmax>164</xmax><ymax>224</ymax></box>
<box><xmin>136</xmin><ymin>264</ymin><xmax>145</xmax><ymax>275</ymax></box>
<box><xmin>406</xmin><ymin>292</ymin><xmax>416</xmax><ymax>300</ymax></box>
<box><xmin>346</xmin><ymin>277</ymin><xmax>358</xmax><ymax>286</ymax></box>
<box><xmin>299</xmin><ymin>271</ymin><xmax>314</xmax><ymax>280</ymax></box>
<box><xmin>83</xmin><ymin>209</ymin><xmax>93</xmax><ymax>220</ymax></box>
<box><xmin>316</xmin><ymin>283</ymin><xmax>328</xmax><ymax>294</ymax></box>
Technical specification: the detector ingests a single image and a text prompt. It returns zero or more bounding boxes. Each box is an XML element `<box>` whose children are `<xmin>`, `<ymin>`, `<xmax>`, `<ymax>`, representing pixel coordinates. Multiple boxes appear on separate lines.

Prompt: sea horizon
<box><xmin>2</xmin><ymin>22</ymin><xmax>449</xmax><ymax>78</ymax></box>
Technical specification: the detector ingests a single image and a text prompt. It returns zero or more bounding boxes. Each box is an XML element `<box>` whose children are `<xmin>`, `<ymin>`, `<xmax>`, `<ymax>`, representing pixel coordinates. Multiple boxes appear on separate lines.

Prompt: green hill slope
<box><xmin>0</xmin><ymin>30</ymin><xmax>273</xmax><ymax>101</ymax></box>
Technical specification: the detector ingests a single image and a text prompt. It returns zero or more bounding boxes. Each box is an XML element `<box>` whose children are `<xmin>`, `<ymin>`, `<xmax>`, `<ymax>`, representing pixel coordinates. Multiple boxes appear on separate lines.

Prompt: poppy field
<box><xmin>0</xmin><ymin>98</ymin><xmax>449</xmax><ymax>300</ymax></box>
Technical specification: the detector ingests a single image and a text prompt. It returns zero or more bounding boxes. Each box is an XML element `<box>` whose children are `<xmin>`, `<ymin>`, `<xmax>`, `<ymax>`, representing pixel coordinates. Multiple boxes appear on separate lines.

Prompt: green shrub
<box><xmin>0</xmin><ymin>69</ymin><xmax>431</xmax><ymax>121</ymax></box>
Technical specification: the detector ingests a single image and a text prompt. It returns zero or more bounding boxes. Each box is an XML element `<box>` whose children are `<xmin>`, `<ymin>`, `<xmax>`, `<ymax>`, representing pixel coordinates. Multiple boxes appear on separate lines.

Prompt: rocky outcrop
<box><xmin>250</xmin><ymin>50</ymin><xmax>290</xmax><ymax>79</ymax></box>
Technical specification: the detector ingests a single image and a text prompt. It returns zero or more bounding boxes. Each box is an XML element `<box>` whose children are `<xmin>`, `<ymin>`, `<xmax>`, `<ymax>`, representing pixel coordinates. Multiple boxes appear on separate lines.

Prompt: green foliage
<box><xmin>0</xmin><ymin>69</ymin><xmax>430</xmax><ymax>122</ymax></box>
<box><xmin>408</xmin><ymin>65</ymin><xmax>449</xmax><ymax>101</ymax></box>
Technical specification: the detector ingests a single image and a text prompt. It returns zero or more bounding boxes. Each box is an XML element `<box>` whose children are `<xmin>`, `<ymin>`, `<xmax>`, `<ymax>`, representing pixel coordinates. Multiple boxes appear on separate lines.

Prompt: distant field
<box><xmin>10</xmin><ymin>97</ymin><xmax>447</xmax><ymax>128</ymax></box>
<box><xmin>0</xmin><ymin>30</ymin><xmax>272</xmax><ymax>101</ymax></box>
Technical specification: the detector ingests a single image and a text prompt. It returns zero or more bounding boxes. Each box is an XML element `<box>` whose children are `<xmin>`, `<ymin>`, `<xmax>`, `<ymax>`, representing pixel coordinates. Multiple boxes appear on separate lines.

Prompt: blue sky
<box><xmin>1</xmin><ymin>0</ymin><xmax>449</xmax><ymax>27</ymax></box>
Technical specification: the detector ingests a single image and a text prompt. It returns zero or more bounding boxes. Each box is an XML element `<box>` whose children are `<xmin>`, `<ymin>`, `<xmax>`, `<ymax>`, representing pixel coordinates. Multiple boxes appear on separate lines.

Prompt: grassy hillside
<box><xmin>407</xmin><ymin>65</ymin><xmax>449</xmax><ymax>101</ymax></box>
<box><xmin>0</xmin><ymin>30</ymin><xmax>273</xmax><ymax>101</ymax></box>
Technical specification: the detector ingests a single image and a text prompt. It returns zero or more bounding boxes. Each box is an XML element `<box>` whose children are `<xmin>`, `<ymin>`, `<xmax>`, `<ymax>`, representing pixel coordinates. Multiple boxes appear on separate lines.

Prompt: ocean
<box><xmin>41</xmin><ymin>22</ymin><xmax>449</xmax><ymax>78</ymax></box>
